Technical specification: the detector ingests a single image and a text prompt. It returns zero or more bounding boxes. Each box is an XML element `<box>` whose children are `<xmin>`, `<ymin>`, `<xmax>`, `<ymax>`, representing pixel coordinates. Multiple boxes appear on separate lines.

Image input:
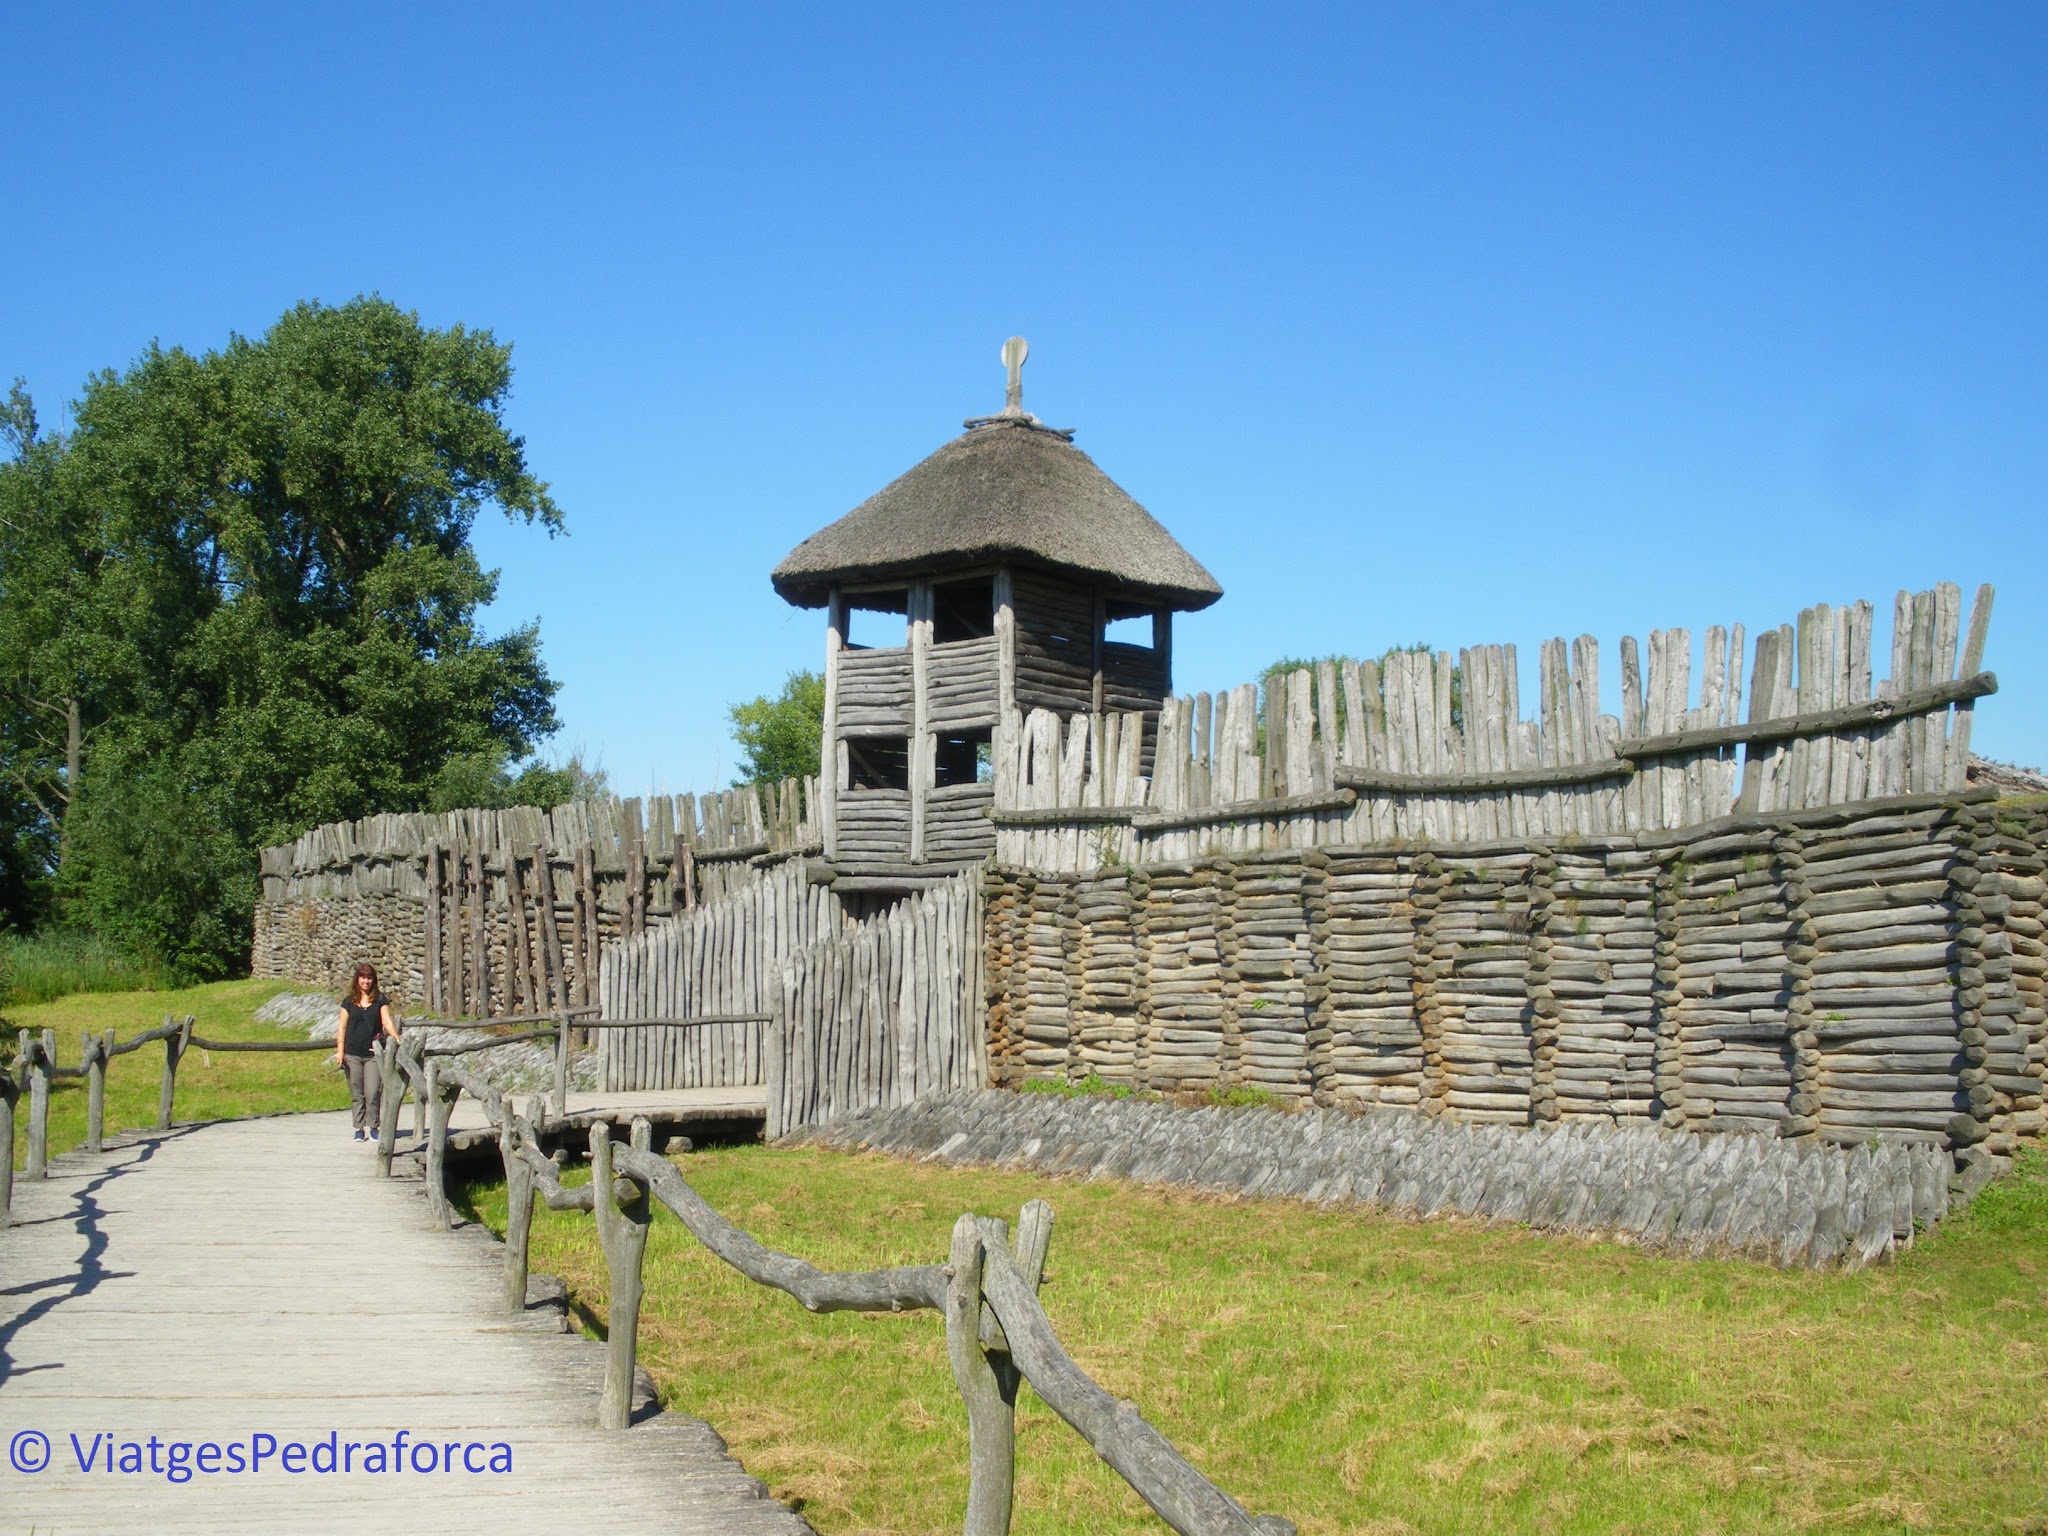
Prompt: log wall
<box><xmin>992</xmin><ymin>583</ymin><xmax>1999</xmax><ymax>870</ymax></box>
<box><xmin>251</xmin><ymin>780</ymin><xmax>818</xmax><ymax>1012</ymax></box>
<box><xmin>983</xmin><ymin>791</ymin><xmax>2048</xmax><ymax>1160</ymax></box>
<box><xmin>768</xmin><ymin>870</ymin><xmax>986</xmax><ymax>1136</ymax></box>
<box><xmin>596</xmin><ymin>857</ymin><xmax>845</xmax><ymax>1090</ymax></box>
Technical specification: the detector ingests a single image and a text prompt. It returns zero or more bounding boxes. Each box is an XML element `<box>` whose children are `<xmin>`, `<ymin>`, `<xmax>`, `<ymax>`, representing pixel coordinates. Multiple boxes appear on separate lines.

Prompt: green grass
<box><xmin>0</xmin><ymin>927</ymin><xmax>162</xmax><ymax>1007</ymax></box>
<box><xmin>7</xmin><ymin>977</ymin><xmax>349</xmax><ymax>1169</ymax></box>
<box><xmin>456</xmin><ymin>1142</ymin><xmax>2048</xmax><ymax>1536</ymax></box>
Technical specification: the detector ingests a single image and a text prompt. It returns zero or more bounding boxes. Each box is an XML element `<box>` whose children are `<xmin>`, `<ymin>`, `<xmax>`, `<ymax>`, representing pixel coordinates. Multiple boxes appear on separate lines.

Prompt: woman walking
<box><xmin>335</xmin><ymin>963</ymin><xmax>399</xmax><ymax>1142</ymax></box>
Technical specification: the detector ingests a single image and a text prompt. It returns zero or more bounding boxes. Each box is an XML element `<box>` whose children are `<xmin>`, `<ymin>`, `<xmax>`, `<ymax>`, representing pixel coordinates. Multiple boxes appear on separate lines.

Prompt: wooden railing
<box><xmin>407</xmin><ymin>1064</ymin><xmax>1295</xmax><ymax>1536</ymax></box>
<box><xmin>4</xmin><ymin>1013</ymin><xmax>349</xmax><ymax>1218</ymax></box>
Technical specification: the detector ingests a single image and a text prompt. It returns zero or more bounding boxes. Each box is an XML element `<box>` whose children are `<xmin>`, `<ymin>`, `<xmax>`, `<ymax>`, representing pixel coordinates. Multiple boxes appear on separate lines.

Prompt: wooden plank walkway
<box><xmin>0</xmin><ymin>1112</ymin><xmax>813</xmax><ymax>1534</ymax></box>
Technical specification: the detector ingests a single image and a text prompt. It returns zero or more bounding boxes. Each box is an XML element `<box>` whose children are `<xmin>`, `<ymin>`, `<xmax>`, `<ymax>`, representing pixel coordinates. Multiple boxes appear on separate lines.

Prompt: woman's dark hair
<box><xmin>346</xmin><ymin>963</ymin><xmax>381</xmax><ymax>1006</ymax></box>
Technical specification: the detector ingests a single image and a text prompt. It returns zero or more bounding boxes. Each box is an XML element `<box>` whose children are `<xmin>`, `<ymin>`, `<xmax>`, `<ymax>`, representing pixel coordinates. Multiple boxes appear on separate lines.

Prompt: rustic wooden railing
<box><xmin>2</xmin><ymin>1012</ymin><xmax>332</xmax><ymax>1220</ymax></box>
<box><xmin>408</xmin><ymin>1053</ymin><xmax>1294</xmax><ymax>1536</ymax></box>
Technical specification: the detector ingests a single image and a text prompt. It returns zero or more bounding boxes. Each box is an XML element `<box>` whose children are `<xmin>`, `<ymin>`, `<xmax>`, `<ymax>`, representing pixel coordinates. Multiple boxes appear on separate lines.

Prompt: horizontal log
<box><xmin>422</xmin><ymin>1028</ymin><xmax>560</xmax><ymax>1057</ymax></box>
<box><xmin>1626</xmin><ymin>672</ymin><xmax>1997</xmax><ymax>758</ymax></box>
<box><xmin>1133</xmin><ymin>789</ymin><xmax>1357</xmax><ymax>832</ymax></box>
<box><xmin>1336</xmin><ymin>760</ymin><xmax>1635</xmax><ymax>793</ymax></box>
<box><xmin>615</xmin><ymin>1146</ymin><xmax>946</xmax><ymax>1313</ymax></box>
<box><xmin>404</xmin><ymin>1005</ymin><xmax>601</xmax><ymax>1029</ymax></box>
<box><xmin>992</xmin><ymin>805</ymin><xmax>1148</xmax><ymax>826</ymax></box>
<box><xmin>187</xmin><ymin>1035</ymin><xmax>334</xmax><ymax>1053</ymax></box>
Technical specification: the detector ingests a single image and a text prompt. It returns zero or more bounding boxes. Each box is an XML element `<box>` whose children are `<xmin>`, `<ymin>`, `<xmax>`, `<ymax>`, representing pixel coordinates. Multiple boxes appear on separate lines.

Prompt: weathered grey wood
<box><xmin>425</xmin><ymin>837</ymin><xmax>446</xmax><ymax>1013</ymax></box>
<box><xmin>1134</xmin><ymin>789</ymin><xmax>1356</xmax><ymax>833</ymax></box>
<box><xmin>26</xmin><ymin>1028</ymin><xmax>53</xmax><ymax>1178</ymax></box>
<box><xmin>537</xmin><ymin>841</ymin><xmax>569</xmax><ymax>1011</ymax></box>
<box><xmin>374</xmin><ymin>1036</ymin><xmax>404</xmax><ymax>1175</ymax></box>
<box><xmin>592</xmin><ymin>1120</ymin><xmax>654</xmax><ymax>1431</ymax></box>
<box><xmin>1337</xmin><ymin>760</ymin><xmax>1633</xmax><ymax>794</ymax></box>
<box><xmin>0</xmin><ymin>1062</ymin><xmax>17</xmax><ymax>1222</ymax></box>
<box><xmin>612</xmin><ymin>1144</ymin><xmax>946</xmax><ymax>1311</ymax></box>
<box><xmin>157</xmin><ymin>1016</ymin><xmax>190</xmax><ymax>1130</ymax></box>
<box><xmin>501</xmin><ymin>1109</ymin><xmax>539</xmax><ymax>1312</ymax></box>
<box><xmin>424</xmin><ymin>1058</ymin><xmax>457</xmax><ymax>1230</ymax></box>
<box><xmin>83</xmin><ymin>1030</ymin><xmax>110</xmax><ymax>1153</ymax></box>
<box><xmin>949</xmin><ymin>1214</ymin><xmax>1016</xmax><ymax>1536</ymax></box>
<box><xmin>0</xmin><ymin>1115</ymin><xmax>812</xmax><ymax>1534</ymax></box>
<box><xmin>554</xmin><ymin>1011</ymin><xmax>573</xmax><ymax>1118</ymax></box>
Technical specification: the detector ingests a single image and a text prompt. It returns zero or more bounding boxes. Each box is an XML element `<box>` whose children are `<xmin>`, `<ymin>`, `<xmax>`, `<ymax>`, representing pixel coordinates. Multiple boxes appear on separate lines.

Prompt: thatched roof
<box><xmin>771</xmin><ymin>417</ymin><xmax>1222</xmax><ymax>611</ymax></box>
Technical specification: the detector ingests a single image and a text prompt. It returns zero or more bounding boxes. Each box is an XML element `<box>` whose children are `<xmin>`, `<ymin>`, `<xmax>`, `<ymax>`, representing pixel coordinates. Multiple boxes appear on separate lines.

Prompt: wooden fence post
<box><xmin>948</xmin><ymin>1213</ymin><xmax>1016</xmax><ymax>1536</ymax></box>
<box><xmin>553</xmin><ymin>1012</ymin><xmax>571</xmax><ymax>1120</ymax></box>
<box><xmin>83</xmin><ymin>1029</ymin><xmax>108</xmax><ymax>1154</ymax></box>
<box><xmin>591</xmin><ymin>1119</ymin><xmax>653</xmax><ymax>1430</ymax></box>
<box><xmin>157</xmin><ymin>1015</ymin><xmax>190</xmax><ymax>1130</ymax></box>
<box><xmin>1</xmin><ymin>1060</ymin><xmax>18</xmax><ymax>1223</ymax></box>
<box><xmin>424</xmin><ymin>1058</ymin><xmax>455</xmax><ymax>1230</ymax></box>
<box><xmin>26</xmin><ymin>1028</ymin><xmax>53</xmax><ymax>1178</ymax></box>
<box><xmin>375</xmin><ymin>1037</ymin><xmax>403</xmax><ymax>1176</ymax></box>
<box><xmin>501</xmin><ymin>1110</ymin><xmax>537</xmax><ymax>1313</ymax></box>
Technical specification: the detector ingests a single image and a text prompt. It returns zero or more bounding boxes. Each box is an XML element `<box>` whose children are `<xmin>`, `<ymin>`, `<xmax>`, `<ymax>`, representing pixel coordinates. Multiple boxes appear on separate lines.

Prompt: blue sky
<box><xmin>5</xmin><ymin>3</ymin><xmax>2044</xmax><ymax>793</ymax></box>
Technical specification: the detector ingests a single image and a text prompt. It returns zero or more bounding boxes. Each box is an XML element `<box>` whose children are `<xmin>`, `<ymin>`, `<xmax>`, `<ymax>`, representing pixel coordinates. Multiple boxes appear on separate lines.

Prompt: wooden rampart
<box><xmin>766</xmin><ymin>869</ymin><xmax>985</xmax><ymax>1136</ymax></box>
<box><xmin>991</xmin><ymin>584</ymin><xmax>1996</xmax><ymax>869</ymax></box>
<box><xmin>984</xmin><ymin>790</ymin><xmax>2047</xmax><ymax>1160</ymax></box>
<box><xmin>596</xmin><ymin>858</ymin><xmax>845</xmax><ymax>1092</ymax></box>
<box><xmin>252</xmin><ymin>779</ymin><xmax>817</xmax><ymax>1012</ymax></box>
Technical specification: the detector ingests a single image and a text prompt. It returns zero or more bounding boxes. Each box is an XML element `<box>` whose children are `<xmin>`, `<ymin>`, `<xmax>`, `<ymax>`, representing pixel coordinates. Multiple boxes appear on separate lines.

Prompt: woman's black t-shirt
<box><xmin>342</xmin><ymin>998</ymin><xmax>384</xmax><ymax>1057</ymax></box>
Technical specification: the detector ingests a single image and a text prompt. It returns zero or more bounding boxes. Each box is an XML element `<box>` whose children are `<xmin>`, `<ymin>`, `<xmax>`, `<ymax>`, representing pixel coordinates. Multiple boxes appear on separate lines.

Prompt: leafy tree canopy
<box><xmin>0</xmin><ymin>296</ymin><xmax>565</xmax><ymax>976</ymax></box>
<box><xmin>728</xmin><ymin>671</ymin><xmax>823</xmax><ymax>787</ymax></box>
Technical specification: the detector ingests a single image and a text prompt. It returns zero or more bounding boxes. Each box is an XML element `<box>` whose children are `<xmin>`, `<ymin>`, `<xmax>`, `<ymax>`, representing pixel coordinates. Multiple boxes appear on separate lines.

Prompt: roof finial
<box><xmin>1001</xmin><ymin>336</ymin><xmax>1029</xmax><ymax>417</ymax></box>
<box><xmin>964</xmin><ymin>337</ymin><xmax>1072</xmax><ymax>437</ymax></box>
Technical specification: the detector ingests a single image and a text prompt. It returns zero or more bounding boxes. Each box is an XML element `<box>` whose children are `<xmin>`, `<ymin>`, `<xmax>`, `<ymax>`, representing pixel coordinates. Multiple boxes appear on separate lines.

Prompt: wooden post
<box><xmin>425</xmin><ymin>839</ymin><xmax>445</xmax><ymax>1015</ymax></box>
<box><xmin>374</xmin><ymin>1037</ymin><xmax>402</xmax><ymax>1177</ymax></box>
<box><xmin>948</xmin><ymin>1214</ymin><xmax>1016</xmax><ymax>1536</ymax></box>
<box><xmin>501</xmin><ymin>1111</ymin><xmax>537</xmax><ymax>1313</ymax></box>
<box><xmin>591</xmin><ymin>1119</ymin><xmax>653</xmax><ymax>1431</ymax></box>
<box><xmin>506</xmin><ymin>851</ymin><xmax>536</xmax><ymax>1015</ymax></box>
<box><xmin>424</xmin><ymin>1058</ymin><xmax>454</xmax><ymax>1230</ymax></box>
<box><xmin>157</xmin><ymin>1015</ymin><xmax>189</xmax><ymax>1130</ymax></box>
<box><xmin>572</xmin><ymin>843</ymin><xmax>594</xmax><ymax>1009</ymax></box>
<box><xmin>0</xmin><ymin>1060</ymin><xmax>18</xmax><ymax>1223</ymax></box>
<box><xmin>553</xmin><ymin>1012</ymin><xmax>572</xmax><ymax>1120</ymax></box>
<box><xmin>823</xmin><ymin>586</ymin><xmax>845</xmax><ymax>862</ymax></box>
<box><xmin>469</xmin><ymin>847</ymin><xmax>491</xmax><ymax>1017</ymax></box>
<box><xmin>83</xmin><ymin>1029</ymin><xmax>108</xmax><ymax>1154</ymax></box>
<box><xmin>535</xmin><ymin>842</ymin><xmax>568</xmax><ymax>1011</ymax></box>
<box><xmin>23</xmin><ymin>1028</ymin><xmax>54</xmax><ymax>1179</ymax></box>
<box><xmin>911</xmin><ymin>579</ymin><xmax>933</xmax><ymax>865</ymax></box>
<box><xmin>627</xmin><ymin>843</ymin><xmax>646</xmax><ymax>938</ymax></box>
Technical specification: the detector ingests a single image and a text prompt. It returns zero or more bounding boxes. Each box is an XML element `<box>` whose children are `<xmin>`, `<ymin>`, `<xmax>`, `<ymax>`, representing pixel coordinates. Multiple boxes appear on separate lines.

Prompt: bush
<box><xmin>0</xmin><ymin>927</ymin><xmax>159</xmax><ymax>1007</ymax></box>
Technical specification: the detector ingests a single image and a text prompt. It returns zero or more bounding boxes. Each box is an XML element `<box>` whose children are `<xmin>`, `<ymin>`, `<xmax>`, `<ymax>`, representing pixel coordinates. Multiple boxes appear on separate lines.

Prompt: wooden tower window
<box><xmin>932</xmin><ymin>728</ymin><xmax>994</xmax><ymax>787</ymax></box>
<box><xmin>846</xmin><ymin>736</ymin><xmax>910</xmax><ymax>791</ymax></box>
<box><xmin>932</xmin><ymin>577</ymin><xmax>996</xmax><ymax>644</ymax></box>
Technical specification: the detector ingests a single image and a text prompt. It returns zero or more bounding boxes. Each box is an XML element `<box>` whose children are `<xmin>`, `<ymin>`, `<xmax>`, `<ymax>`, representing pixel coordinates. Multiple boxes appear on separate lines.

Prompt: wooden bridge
<box><xmin>2</xmin><ymin>1015</ymin><xmax>1294</xmax><ymax>1536</ymax></box>
<box><xmin>0</xmin><ymin>1113</ymin><xmax>809</xmax><ymax>1535</ymax></box>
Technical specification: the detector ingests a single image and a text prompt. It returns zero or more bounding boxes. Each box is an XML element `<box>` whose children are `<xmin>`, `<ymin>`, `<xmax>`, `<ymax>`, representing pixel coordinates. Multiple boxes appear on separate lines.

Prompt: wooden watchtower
<box><xmin>772</xmin><ymin>339</ymin><xmax>1222</xmax><ymax>891</ymax></box>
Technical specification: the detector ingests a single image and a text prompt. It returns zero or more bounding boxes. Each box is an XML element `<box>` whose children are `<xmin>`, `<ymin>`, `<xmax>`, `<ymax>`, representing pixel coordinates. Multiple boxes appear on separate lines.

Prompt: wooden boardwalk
<box><xmin>0</xmin><ymin>1112</ymin><xmax>812</xmax><ymax>1535</ymax></box>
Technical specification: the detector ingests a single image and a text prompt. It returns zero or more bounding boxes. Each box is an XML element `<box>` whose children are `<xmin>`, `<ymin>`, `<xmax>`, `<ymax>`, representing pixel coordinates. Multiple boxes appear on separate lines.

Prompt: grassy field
<box><xmin>460</xmin><ymin>1141</ymin><xmax>2047</xmax><ymax>1536</ymax></box>
<box><xmin>6</xmin><ymin>977</ymin><xmax>348</xmax><ymax>1169</ymax></box>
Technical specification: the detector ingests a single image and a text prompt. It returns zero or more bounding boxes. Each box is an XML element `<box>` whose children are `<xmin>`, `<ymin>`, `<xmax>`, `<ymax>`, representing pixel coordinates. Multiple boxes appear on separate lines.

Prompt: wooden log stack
<box><xmin>981</xmin><ymin>788</ymin><xmax>2047</xmax><ymax>1157</ymax></box>
<box><xmin>251</xmin><ymin>781</ymin><xmax>819</xmax><ymax>1014</ymax></box>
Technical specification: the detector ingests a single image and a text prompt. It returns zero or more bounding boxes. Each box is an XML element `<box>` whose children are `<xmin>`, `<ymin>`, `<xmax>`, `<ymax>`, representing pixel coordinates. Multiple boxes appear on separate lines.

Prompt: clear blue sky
<box><xmin>6</xmin><ymin>3</ymin><xmax>2043</xmax><ymax>794</ymax></box>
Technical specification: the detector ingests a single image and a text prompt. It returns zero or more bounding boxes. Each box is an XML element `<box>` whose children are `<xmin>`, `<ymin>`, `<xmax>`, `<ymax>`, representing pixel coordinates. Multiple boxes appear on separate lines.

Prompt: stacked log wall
<box><xmin>983</xmin><ymin>790</ymin><xmax>2046</xmax><ymax>1160</ymax></box>
<box><xmin>251</xmin><ymin>780</ymin><xmax>818</xmax><ymax>1013</ymax></box>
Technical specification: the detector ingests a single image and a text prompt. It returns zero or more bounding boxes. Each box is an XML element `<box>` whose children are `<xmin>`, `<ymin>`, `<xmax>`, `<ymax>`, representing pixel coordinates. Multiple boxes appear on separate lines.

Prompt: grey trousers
<box><xmin>344</xmin><ymin>1053</ymin><xmax>381</xmax><ymax>1132</ymax></box>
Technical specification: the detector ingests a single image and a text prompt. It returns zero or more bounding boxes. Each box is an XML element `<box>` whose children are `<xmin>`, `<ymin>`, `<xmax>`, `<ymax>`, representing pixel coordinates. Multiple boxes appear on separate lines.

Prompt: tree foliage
<box><xmin>728</xmin><ymin>671</ymin><xmax>824</xmax><ymax>787</ymax></box>
<box><xmin>0</xmin><ymin>297</ymin><xmax>565</xmax><ymax>976</ymax></box>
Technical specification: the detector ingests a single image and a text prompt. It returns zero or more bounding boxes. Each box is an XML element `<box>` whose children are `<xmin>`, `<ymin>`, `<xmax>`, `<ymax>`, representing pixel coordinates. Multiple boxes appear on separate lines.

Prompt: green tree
<box><xmin>0</xmin><ymin>297</ymin><xmax>565</xmax><ymax>977</ymax></box>
<box><xmin>728</xmin><ymin>671</ymin><xmax>824</xmax><ymax>787</ymax></box>
<box><xmin>426</xmin><ymin>748</ymin><xmax>611</xmax><ymax>813</ymax></box>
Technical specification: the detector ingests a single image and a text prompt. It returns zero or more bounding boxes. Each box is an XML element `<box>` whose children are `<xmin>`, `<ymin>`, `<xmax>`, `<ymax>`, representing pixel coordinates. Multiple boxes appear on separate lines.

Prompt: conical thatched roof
<box><xmin>771</xmin><ymin>417</ymin><xmax>1222</xmax><ymax>611</ymax></box>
